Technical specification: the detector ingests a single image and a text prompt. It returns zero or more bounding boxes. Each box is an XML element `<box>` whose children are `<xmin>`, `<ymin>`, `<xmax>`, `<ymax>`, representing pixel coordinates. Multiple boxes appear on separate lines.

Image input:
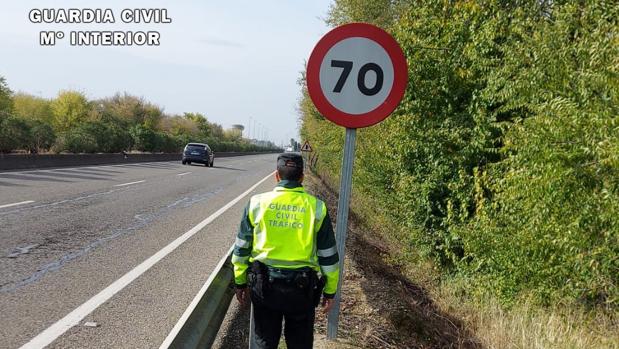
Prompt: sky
<box><xmin>0</xmin><ymin>1</ymin><xmax>333</xmax><ymax>146</ymax></box>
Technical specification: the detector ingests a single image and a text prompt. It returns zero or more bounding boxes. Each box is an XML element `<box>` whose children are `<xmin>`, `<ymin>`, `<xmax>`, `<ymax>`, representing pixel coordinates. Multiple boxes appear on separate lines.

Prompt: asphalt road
<box><xmin>0</xmin><ymin>154</ymin><xmax>278</xmax><ymax>348</ymax></box>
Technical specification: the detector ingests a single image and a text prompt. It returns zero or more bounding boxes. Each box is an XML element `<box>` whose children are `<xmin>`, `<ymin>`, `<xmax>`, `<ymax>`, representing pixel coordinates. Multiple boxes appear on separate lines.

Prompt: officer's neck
<box><xmin>277</xmin><ymin>179</ymin><xmax>303</xmax><ymax>189</ymax></box>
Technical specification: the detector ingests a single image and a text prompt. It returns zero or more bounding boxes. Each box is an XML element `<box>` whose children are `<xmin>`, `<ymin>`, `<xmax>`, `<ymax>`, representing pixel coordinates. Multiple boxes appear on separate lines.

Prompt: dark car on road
<box><xmin>182</xmin><ymin>143</ymin><xmax>214</xmax><ymax>167</ymax></box>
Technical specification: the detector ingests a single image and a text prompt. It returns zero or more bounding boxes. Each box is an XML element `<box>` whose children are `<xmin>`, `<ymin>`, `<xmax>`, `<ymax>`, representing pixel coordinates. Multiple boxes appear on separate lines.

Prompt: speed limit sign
<box><xmin>305</xmin><ymin>23</ymin><xmax>408</xmax><ymax>342</ymax></box>
<box><xmin>307</xmin><ymin>23</ymin><xmax>408</xmax><ymax>128</ymax></box>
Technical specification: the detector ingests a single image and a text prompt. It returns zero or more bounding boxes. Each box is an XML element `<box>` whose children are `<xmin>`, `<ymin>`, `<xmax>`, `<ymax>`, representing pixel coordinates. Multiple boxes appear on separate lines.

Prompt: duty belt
<box><xmin>266</xmin><ymin>266</ymin><xmax>313</xmax><ymax>281</ymax></box>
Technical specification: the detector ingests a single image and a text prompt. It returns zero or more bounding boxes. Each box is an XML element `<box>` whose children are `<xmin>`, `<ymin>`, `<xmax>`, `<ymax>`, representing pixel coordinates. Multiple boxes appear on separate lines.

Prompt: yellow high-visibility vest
<box><xmin>232</xmin><ymin>184</ymin><xmax>339</xmax><ymax>295</ymax></box>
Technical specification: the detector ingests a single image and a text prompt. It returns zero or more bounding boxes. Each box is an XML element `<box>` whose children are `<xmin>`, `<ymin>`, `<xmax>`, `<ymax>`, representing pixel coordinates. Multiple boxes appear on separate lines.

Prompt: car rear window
<box><xmin>186</xmin><ymin>145</ymin><xmax>206</xmax><ymax>151</ymax></box>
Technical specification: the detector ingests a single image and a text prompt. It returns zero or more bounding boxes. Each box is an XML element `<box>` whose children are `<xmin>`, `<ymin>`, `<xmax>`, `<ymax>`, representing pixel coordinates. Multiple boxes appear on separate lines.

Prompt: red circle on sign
<box><xmin>307</xmin><ymin>23</ymin><xmax>408</xmax><ymax>129</ymax></box>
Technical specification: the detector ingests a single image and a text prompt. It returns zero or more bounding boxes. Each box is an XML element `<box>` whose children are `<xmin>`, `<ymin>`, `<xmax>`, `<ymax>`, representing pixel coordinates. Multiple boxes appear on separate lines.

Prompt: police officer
<box><xmin>232</xmin><ymin>153</ymin><xmax>340</xmax><ymax>349</ymax></box>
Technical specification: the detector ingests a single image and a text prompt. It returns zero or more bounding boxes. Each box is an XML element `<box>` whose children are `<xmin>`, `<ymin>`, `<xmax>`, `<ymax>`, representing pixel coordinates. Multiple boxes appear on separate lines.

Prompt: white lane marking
<box><xmin>159</xmin><ymin>245</ymin><xmax>234</xmax><ymax>349</ymax></box>
<box><xmin>176</xmin><ymin>172</ymin><xmax>192</xmax><ymax>176</ymax></box>
<box><xmin>19</xmin><ymin>171</ymin><xmax>274</xmax><ymax>349</ymax></box>
<box><xmin>113</xmin><ymin>180</ymin><xmax>145</xmax><ymax>187</ymax></box>
<box><xmin>0</xmin><ymin>200</ymin><xmax>35</xmax><ymax>209</ymax></box>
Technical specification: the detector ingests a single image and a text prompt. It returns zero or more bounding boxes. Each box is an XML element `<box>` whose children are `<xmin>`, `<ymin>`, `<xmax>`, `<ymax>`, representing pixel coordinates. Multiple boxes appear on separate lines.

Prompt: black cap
<box><xmin>277</xmin><ymin>153</ymin><xmax>303</xmax><ymax>169</ymax></box>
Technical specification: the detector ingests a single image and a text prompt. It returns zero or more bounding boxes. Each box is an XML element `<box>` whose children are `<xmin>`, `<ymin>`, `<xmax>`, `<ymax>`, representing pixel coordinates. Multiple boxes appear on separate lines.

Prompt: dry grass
<box><xmin>449</xmin><ymin>299</ymin><xmax>619</xmax><ymax>349</ymax></box>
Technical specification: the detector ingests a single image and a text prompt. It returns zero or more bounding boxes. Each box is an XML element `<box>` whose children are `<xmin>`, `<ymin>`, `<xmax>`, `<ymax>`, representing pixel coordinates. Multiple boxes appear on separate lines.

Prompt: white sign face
<box><xmin>318</xmin><ymin>37</ymin><xmax>395</xmax><ymax>115</ymax></box>
<box><xmin>307</xmin><ymin>22</ymin><xmax>408</xmax><ymax>128</ymax></box>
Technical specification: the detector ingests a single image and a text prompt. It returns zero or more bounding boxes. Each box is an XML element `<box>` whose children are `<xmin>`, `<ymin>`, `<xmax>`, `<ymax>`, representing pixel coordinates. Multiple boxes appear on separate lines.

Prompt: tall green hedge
<box><xmin>300</xmin><ymin>0</ymin><xmax>618</xmax><ymax>308</ymax></box>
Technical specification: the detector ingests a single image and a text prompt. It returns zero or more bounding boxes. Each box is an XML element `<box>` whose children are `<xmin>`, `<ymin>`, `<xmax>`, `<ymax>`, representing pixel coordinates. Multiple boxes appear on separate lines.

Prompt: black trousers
<box><xmin>250</xmin><ymin>278</ymin><xmax>316</xmax><ymax>349</ymax></box>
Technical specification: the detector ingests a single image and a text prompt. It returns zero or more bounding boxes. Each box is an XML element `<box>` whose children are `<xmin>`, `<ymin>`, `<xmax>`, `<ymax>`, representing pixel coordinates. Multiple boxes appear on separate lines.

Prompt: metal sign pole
<box><xmin>327</xmin><ymin>127</ymin><xmax>357</xmax><ymax>339</ymax></box>
<box><xmin>303</xmin><ymin>151</ymin><xmax>308</xmax><ymax>171</ymax></box>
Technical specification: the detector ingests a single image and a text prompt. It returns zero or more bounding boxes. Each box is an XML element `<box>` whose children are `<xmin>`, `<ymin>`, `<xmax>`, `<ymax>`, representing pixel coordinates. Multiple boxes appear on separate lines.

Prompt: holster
<box><xmin>312</xmin><ymin>275</ymin><xmax>326</xmax><ymax>308</ymax></box>
<box><xmin>248</xmin><ymin>261</ymin><xmax>269</xmax><ymax>300</ymax></box>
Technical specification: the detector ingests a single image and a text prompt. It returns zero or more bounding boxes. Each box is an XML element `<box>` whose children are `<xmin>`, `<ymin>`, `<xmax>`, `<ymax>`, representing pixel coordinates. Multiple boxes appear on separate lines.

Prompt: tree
<box><xmin>210</xmin><ymin>123</ymin><xmax>224</xmax><ymax>139</ymax></box>
<box><xmin>160</xmin><ymin>114</ymin><xmax>199</xmax><ymax>139</ymax></box>
<box><xmin>143</xmin><ymin>102</ymin><xmax>164</xmax><ymax>130</ymax></box>
<box><xmin>13</xmin><ymin>93</ymin><xmax>54</xmax><ymax>124</ymax></box>
<box><xmin>50</xmin><ymin>90</ymin><xmax>90</xmax><ymax>132</ymax></box>
<box><xmin>0</xmin><ymin>76</ymin><xmax>12</xmax><ymax>114</ymax></box>
<box><xmin>98</xmin><ymin>93</ymin><xmax>164</xmax><ymax>129</ymax></box>
<box><xmin>326</xmin><ymin>0</ymin><xmax>399</xmax><ymax>27</ymax></box>
<box><xmin>184</xmin><ymin>112</ymin><xmax>212</xmax><ymax>138</ymax></box>
<box><xmin>223</xmin><ymin>129</ymin><xmax>242</xmax><ymax>142</ymax></box>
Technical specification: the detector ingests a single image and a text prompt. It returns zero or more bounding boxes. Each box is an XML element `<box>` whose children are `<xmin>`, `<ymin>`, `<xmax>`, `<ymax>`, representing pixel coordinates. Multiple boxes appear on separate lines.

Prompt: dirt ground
<box><xmin>214</xmin><ymin>173</ymin><xmax>483</xmax><ymax>348</ymax></box>
<box><xmin>306</xmin><ymin>173</ymin><xmax>483</xmax><ymax>349</ymax></box>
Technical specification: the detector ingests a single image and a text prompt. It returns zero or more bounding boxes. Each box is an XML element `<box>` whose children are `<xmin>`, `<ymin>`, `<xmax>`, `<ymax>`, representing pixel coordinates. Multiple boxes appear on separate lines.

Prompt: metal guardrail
<box><xmin>159</xmin><ymin>246</ymin><xmax>235</xmax><ymax>349</ymax></box>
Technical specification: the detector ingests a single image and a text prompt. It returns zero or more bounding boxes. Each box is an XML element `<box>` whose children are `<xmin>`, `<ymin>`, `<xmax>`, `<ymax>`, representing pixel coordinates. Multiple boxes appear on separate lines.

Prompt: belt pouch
<box><xmin>249</xmin><ymin>261</ymin><xmax>269</xmax><ymax>299</ymax></box>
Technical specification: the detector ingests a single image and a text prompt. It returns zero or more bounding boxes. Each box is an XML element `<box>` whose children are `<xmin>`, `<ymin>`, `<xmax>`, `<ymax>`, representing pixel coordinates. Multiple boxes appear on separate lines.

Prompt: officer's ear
<box><xmin>275</xmin><ymin>171</ymin><xmax>281</xmax><ymax>182</ymax></box>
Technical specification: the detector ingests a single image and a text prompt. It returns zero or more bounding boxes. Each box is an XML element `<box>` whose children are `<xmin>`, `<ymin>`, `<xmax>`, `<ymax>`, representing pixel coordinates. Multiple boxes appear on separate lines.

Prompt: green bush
<box><xmin>0</xmin><ymin>115</ymin><xmax>30</xmax><ymax>153</ymax></box>
<box><xmin>62</xmin><ymin>127</ymin><xmax>98</xmax><ymax>153</ymax></box>
<box><xmin>159</xmin><ymin>132</ymin><xmax>184</xmax><ymax>152</ymax></box>
<box><xmin>57</xmin><ymin>121</ymin><xmax>132</xmax><ymax>153</ymax></box>
<box><xmin>459</xmin><ymin>1</ymin><xmax>619</xmax><ymax>306</ymax></box>
<box><xmin>96</xmin><ymin>122</ymin><xmax>132</xmax><ymax>153</ymax></box>
<box><xmin>300</xmin><ymin>0</ymin><xmax>619</xmax><ymax>308</ymax></box>
<box><xmin>130</xmin><ymin>124</ymin><xmax>159</xmax><ymax>152</ymax></box>
<box><xmin>27</xmin><ymin>120</ymin><xmax>56</xmax><ymax>152</ymax></box>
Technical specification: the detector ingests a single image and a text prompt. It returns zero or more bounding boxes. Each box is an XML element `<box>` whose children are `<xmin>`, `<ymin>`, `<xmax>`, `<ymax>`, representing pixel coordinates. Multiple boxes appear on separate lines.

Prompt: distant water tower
<box><xmin>231</xmin><ymin>124</ymin><xmax>245</xmax><ymax>138</ymax></box>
